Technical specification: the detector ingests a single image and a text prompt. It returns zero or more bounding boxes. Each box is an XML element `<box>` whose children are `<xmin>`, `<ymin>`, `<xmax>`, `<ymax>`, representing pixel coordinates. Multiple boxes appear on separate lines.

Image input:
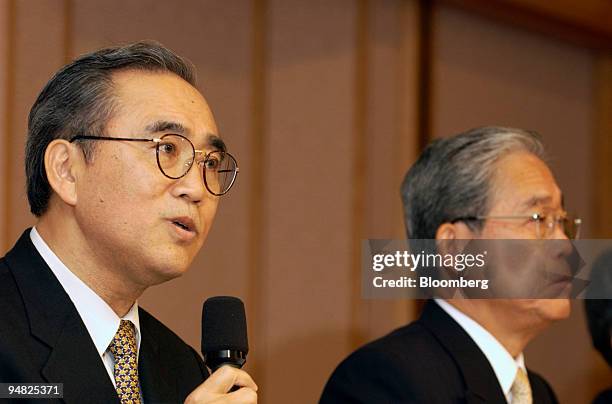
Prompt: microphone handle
<box><xmin>205</xmin><ymin>349</ymin><xmax>247</xmax><ymax>393</ymax></box>
<box><xmin>205</xmin><ymin>349</ymin><xmax>247</xmax><ymax>372</ymax></box>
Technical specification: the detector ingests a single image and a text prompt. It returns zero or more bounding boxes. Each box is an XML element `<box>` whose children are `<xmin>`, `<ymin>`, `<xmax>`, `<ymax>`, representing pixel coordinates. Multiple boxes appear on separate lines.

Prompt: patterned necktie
<box><xmin>510</xmin><ymin>368</ymin><xmax>532</xmax><ymax>404</ymax></box>
<box><xmin>108</xmin><ymin>320</ymin><xmax>142</xmax><ymax>404</ymax></box>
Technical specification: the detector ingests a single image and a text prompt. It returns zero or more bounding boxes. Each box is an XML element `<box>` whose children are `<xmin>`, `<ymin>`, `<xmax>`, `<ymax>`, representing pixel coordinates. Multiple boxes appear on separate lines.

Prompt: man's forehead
<box><xmin>107</xmin><ymin>70</ymin><xmax>220</xmax><ymax>146</ymax></box>
<box><xmin>111</xmin><ymin>70</ymin><xmax>214</xmax><ymax>122</ymax></box>
<box><xmin>519</xmin><ymin>194</ymin><xmax>565</xmax><ymax>210</ymax></box>
<box><xmin>490</xmin><ymin>152</ymin><xmax>562</xmax><ymax>211</ymax></box>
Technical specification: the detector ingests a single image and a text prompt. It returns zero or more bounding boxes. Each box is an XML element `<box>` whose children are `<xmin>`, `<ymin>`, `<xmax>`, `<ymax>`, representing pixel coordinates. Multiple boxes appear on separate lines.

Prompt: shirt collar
<box><xmin>435</xmin><ymin>299</ymin><xmax>525</xmax><ymax>399</ymax></box>
<box><xmin>30</xmin><ymin>227</ymin><xmax>141</xmax><ymax>357</ymax></box>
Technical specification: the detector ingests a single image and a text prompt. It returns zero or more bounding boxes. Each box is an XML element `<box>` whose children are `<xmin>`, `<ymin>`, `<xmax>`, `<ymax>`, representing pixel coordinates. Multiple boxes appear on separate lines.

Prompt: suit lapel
<box><xmin>528</xmin><ymin>371</ymin><xmax>557</xmax><ymax>404</ymax></box>
<box><xmin>138</xmin><ymin>312</ymin><xmax>175</xmax><ymax>403</ymax></box>
<box><xmin>7</xmin><ymin>230</ymin><xmax>119</xmax><ymax>404</ymax></box>
<box><xmin>41</xmin><ymin>314</ymin><xmax>120</xmax><ymax>403</ymax></box>
<box><xmin>420</xmin><ymin>301</ymin><xmax>508</xmax><ymax>403</ymax></box>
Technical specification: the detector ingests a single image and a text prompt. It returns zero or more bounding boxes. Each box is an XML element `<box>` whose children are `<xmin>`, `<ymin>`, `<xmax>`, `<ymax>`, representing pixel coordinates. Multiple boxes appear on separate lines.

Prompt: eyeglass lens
<box><xmin>156</xmin><ymin>134</ymin><xmax>237</xmax><ymax>195</ymax></box>
<box><xmin>535</xmin><ymin>214</ymin><xmax>581</xmax><ymax>239</ymax></box>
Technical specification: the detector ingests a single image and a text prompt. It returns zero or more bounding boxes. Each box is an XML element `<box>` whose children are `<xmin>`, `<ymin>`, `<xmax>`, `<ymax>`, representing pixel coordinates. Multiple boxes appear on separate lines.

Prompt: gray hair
<box><xmin>401</xmin><ymin>126</ymin><xmax>545</xmax><ymax>239</ymax></box>
<box><xmin>26</xmin><ymin>41</ymin><xmax>196</xmax><ymax>217</ymax></box>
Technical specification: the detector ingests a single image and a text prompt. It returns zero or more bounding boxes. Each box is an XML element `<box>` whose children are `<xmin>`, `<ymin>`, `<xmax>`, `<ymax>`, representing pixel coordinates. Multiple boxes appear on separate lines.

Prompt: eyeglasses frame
<box><xmin>69</xmin><ymin>133</ymin><xmax>239</xmax><ymax>196</ymax></box>
<box><xmin>449</xmin><ymin>212</ymin><xmax>582</xmax><ymax>239</ymax></box>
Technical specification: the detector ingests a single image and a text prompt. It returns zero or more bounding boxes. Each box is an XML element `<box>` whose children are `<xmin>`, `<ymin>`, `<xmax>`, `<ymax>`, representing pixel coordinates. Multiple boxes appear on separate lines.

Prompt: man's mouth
<box><xmin>541</xmin><ymin>272</ymin><xmax>573</xmax><ymax>298</ymax></box>
<box><xmin>170</xmin><ymin>217</ymin><xmax>196</xmax><ymax>233</ymax></box>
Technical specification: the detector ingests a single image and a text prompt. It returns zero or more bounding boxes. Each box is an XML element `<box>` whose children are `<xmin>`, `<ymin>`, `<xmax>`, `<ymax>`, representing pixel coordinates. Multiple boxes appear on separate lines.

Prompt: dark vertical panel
<box><xmin>593</xmin><ymin>55</ymin><xmax>612</xmax><ymax>237</ymax></box>
<box><xmin>247</xmin><ymin>0</ymin><xmax>268</xmax><ymax>387</ymax></box>
<box><xmin>63</xmin><ymin>0</ymin><xmax>72</xmax><ymax>63</ymax></box>
<box><xmin>264</xmin><ymin>0</ymin><xmax>356</xmax><ymax>401</ymax></box>
<box><xmin>1</xmin><ymin>0</ymin><xmax>15</xmax><ymax>250</ymax></box>
<box><xmin>8</xmin><ymin>0</ymin><xmax>66</xmax><ymax>246</ymax></box>
<box><xmin>358</xmin><ymin>0</ymin><xmax>423</xmax><ymax>341</ymax></box>
<box><xmin>395</xmin><ymin>0</ymin><xmax>423</xmax><ymax>324</ymax></box>
<box><xmin>588</xmin><ymin>53</ymin><xmax>612</xmax><ymax>395</ymax></box>
<box><xmin>350</xmin><ymin>0</ymin><xmax>368</xmax><ymax>349</ymax></box>
<box><xmin>395</xmin><ymin>0</ymin><xmax>423</xmax><ymax>235</ymax></box>
<box><xmin>416</xmin><ymin>0</ymin><xmax>433</xmax><ymax>151</ymax></box>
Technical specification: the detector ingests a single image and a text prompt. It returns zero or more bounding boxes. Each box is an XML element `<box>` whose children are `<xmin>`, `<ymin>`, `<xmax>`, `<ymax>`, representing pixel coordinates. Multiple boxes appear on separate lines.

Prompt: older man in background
<box><xmin>321</xmin><ymin>127</ymin><xmax>579</xmax><ymax>403</ymax></box>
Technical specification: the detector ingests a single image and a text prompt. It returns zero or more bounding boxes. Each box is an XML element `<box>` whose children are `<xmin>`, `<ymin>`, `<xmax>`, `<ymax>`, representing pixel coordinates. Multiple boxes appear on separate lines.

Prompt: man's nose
<box><xmin>550</xmin><ymin>226</ymin><xmax>573</xmax><ymax>259</ymax></box>
<box><xmin>174</xmin><ymin>162</ymin><xmax>208</xmax><ymax>203</ymax></box>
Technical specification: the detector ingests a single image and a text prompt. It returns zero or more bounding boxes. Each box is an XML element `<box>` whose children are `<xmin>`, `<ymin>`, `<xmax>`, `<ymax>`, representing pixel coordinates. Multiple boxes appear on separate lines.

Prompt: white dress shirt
<box><xmin>435</xmin><ymin>299</ymin><xmax>526</xmax><ymax>402</ymax></box>
<box><xmin>30</xmin><ymin>227</ymin><xmax>141</xmax><ymax>388</ymax></box>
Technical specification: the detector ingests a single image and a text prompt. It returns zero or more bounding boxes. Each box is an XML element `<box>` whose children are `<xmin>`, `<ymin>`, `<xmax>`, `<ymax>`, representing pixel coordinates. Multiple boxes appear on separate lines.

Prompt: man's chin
<box><xmin>144</xmin><ymin>257</ymin><xmax>193</xmax><ymax>287</ymax></box>
<box><xmin>148</xmin><ymin>269</ymin><xmax>185</xmax><ymax>286</ymax></box>
<box><xmin>533</xmin><ymin>298</ymin><xmax>571</xmax><ymax>321</ymax></box>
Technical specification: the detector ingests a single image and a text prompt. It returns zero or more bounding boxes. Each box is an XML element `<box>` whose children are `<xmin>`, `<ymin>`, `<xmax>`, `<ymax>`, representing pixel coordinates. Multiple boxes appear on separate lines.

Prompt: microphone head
<box><xmin>202</xmin><ymin>296</ymin><xmax>248</xmax><ymax>369</ymax></box>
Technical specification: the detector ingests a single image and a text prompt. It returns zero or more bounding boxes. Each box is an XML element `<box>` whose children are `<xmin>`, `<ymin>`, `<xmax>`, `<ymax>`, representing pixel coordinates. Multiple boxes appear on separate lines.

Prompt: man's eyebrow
<box><xmin>521</xmin><ymin>196</ymin><xmax>552</xmax><ymax>209</ymax></box>
<box><xmin>207</xmin><ymin>135</ymin><xmax>227</xmax><ymax>152</ymax></box>
<box><xmin>145</xmin><ymin>121</ymin><xmax>226</xmax><ymax>151</ymax></box>
<box><xmin>145</xmin><ymin>120</ymin><xmax>186</xmax><ymax>135</ymax></box>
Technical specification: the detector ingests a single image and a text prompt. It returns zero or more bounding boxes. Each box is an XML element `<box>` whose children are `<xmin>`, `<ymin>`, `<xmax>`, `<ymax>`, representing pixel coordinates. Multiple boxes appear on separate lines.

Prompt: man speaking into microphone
<box><xmin>0</xmin><ymin>42</ymin><xmax>257</xmax><ymax>403</ymax></box>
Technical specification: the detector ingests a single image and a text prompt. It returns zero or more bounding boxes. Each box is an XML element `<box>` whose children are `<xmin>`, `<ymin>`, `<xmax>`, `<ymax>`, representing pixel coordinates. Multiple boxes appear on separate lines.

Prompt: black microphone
<box><xmin>201</xmin><ymin>296</ymin><xmax>248</xmax><ymax>372</ymax></box>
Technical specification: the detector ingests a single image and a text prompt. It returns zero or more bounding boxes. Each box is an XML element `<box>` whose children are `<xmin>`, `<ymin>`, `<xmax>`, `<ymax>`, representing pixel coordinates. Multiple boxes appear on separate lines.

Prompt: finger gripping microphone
<box><xmin>202</xmin><ymin>296</ymin><xmax>248</xmax><ymax>372</ymax></box>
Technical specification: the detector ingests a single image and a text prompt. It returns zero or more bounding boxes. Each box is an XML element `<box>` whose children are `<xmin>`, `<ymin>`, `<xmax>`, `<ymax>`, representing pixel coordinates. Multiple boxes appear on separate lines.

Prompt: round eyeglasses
<box><xmin>70</xmin><ymin>134</ymin><xmax>239</xmax><ymax>196</ymax></box>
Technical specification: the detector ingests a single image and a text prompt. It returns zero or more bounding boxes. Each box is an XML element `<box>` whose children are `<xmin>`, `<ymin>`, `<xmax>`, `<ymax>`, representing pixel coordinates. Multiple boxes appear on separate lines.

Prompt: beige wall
<box><xmin>1</xmin><ymin>1</ymin><xmax>608</xmax><ymax>403</ymax></box>
<box><xmin>2</xmin><ymin>1</ymin><xmax>419</xmax><ymax>402</ymax></box>
<box><xmin>0</xmin><ymin>1</ymin><xmax>8</xmax><ymax>245</ymax></box>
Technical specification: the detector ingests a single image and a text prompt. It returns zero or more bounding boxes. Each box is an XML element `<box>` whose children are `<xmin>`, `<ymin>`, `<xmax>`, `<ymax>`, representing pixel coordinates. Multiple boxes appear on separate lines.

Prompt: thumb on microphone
<box><xmin>185</xmin><ymin>366</ymin><xmax>257</xmax><ymax>403</ymax></box>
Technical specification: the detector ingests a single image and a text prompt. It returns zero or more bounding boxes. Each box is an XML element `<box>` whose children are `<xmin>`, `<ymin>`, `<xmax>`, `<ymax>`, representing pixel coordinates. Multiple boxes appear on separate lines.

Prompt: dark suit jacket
<box><xmin>320</xmin><ymin>301</ymin><xmax>558</xmax><ymax>404</ymax></box>
<box><xmin>593</xmin><ymin>388</ymin><xmax>612</xmax><ymax>404</ymax></box>
<box><xmin>0</xmin><ymin>229</ymin><xmax>209</xmax><ymax>403</ymax></box>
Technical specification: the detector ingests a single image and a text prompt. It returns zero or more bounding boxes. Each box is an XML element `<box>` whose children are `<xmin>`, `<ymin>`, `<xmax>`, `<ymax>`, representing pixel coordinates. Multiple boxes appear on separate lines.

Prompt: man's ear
<box><xmin>436</xmin><ymin>221</ymin><xmax>476</xmax><ymax>240</ymax></box>
<box><xmin>436</xmin><ymin>221</ymin><xmax>474</xmax><ymax>255</ymax></box>
<box><xmin>436</xmin><ymin>222</ymin><xmax>457</xmax><ymax>241</ymax></box>
<box><xmin>44</xmin><ymin>139</ymin><xmax>82</xmax><ymax>207</ymax></box>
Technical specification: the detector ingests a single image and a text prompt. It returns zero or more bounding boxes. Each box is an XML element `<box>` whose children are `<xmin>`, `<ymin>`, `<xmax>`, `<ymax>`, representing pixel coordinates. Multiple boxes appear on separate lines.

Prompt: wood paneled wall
<box><xmin>1</xmin><ymin>1</ymin><xmax>419</xmax><ymax>402</ymax></box>
<box><xmin>1</xmin><ymin>1</ymin><xmax>609</xmax><ymax>402</ymax></box>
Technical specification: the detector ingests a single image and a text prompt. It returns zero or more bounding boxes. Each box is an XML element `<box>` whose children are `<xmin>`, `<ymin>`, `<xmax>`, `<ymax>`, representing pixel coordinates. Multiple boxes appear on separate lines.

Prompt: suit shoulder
<box><xmin>138</xmin><ymin>307</ymin><xmax>187</xmax><ymax>345</ymax></box>
<box><xmin>363</xmin><ymin>319</ymin><xmax>453</xmax><ymax>361</ymax></box>
<box><xmin>592</xmin><ymin>388</ymin><xmax>612</xmax><ymax>404</ymax></box>
<box><xmin>0</xmin><ymin>257</ymin><xmax>27</xmax><ymax>323</ymax></box>
<box><xmin>527</xmin><ymin>368</ymin><xmax>559</xmax><ymax>404</ymax></box>
<box><xmin>321</xmin><ymin>321</ymin><xmax>462</xmax><ymax>403</ymax></box>
<box><xmin>138</xmin><ymin>307</ymin><xmax>207</xmax><ymax>374</ymax></box>
<box><xmin>0</xmin><ymin>256</ymin><xmax>15</xmax><ymax>290</ymax></box>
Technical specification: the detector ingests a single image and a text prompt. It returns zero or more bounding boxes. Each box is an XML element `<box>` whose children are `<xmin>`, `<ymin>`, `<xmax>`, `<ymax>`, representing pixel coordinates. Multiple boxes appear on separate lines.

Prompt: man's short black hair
<box><xmin>26</xmin><ymin>41</ymin><xmax>196</xmax><ymax>217</ymax></box>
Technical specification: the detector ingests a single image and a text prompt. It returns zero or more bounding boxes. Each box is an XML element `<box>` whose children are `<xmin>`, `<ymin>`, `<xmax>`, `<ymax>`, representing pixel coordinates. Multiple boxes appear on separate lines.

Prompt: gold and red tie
<box><xmin>108</xmin><ymin>320</ymin><xmax>142</xmax><ymax>404</ymax></box>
